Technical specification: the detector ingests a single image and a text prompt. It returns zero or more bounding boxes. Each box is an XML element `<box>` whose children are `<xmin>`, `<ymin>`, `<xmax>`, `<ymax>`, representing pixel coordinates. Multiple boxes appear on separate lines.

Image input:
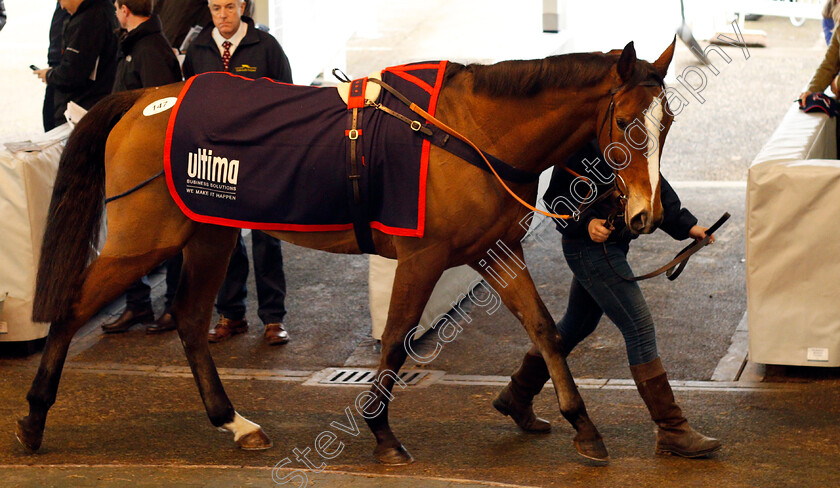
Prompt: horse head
<box><xmin>596</xmin><ymin>40</ymin><xmax>676</xmax><ymax>234</ymax></box>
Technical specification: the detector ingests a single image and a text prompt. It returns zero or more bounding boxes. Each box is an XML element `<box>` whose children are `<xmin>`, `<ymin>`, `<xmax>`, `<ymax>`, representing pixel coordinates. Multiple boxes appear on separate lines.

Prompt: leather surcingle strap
<box><xmin>346</xmin><ymin>78</ymin><xmax>376</xmax><ymax>254</ymax></box>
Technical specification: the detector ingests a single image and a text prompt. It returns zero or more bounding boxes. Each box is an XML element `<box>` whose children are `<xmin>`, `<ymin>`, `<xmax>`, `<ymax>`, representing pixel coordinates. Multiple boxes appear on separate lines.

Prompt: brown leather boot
<box><xmin>493</xmin><ymin>353</ymin><xmax>551</xmax><ymax>433</ymax></box>
<box><xmin>630</xmin><ymin>357</ymin><xmax>721</xmax><ymax>458</ymax></box>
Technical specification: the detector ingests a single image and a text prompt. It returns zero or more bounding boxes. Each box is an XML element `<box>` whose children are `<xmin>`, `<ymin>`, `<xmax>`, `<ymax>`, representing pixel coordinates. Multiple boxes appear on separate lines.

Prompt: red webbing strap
<box><xmin>347</xmin><ymin>78</ymin><xmax>367</xmax><ymax>109</ymax></box>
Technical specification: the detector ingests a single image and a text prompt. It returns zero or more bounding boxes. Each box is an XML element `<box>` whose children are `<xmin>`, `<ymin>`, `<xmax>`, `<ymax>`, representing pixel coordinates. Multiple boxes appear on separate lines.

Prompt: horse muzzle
<box><xmin>626</xmin><ymin>206</ymin><xmax>661</xmax><ymax>234</ymax></box>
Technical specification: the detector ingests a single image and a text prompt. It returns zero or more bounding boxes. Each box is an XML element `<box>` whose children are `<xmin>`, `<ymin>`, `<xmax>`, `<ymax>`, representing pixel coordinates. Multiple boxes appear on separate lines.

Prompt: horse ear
<box><xmin>653</xmin><ymin>36</ymin><xmax>677</xmax><ymax>78</ymax></box>
<box><xmin>617</xmin><ymin>41</ymin><xmax>636</xmax><ymax>82</ymax></box>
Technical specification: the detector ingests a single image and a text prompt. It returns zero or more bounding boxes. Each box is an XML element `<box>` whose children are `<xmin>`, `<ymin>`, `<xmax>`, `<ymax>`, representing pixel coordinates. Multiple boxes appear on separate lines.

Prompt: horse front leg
<box><xmin>364</xmin><ymin>247</ymin><xmax>447</xmax><ymax>465</ymax></box>
<box><xmin>173</xmin><ymin>224</ymin><xmax>272</xmax><ymax>450</ymax></box>
<box><xmin>470</xmin><ymin>242</ymin><xmax>609</xmax><ymax>462</ymax></box>
<box><xmin>17</xmin><ymin>248</ymin><xmax>177</xmax><ymax>452</ymax></box>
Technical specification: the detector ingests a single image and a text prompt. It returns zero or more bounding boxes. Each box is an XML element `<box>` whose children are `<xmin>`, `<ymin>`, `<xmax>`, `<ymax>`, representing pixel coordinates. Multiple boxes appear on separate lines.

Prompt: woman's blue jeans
<box><xmin>557</xmin><ymin>238</ymin><xmax>658</xmax><ymax>366</ymax></box>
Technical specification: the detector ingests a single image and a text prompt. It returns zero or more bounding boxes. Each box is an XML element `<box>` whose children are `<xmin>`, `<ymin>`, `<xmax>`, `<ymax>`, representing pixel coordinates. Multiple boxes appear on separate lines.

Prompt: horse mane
<box><xmin>446</xmin><ymin>52</ymin><xmax>663</xmax><ymax>97</ymax></box>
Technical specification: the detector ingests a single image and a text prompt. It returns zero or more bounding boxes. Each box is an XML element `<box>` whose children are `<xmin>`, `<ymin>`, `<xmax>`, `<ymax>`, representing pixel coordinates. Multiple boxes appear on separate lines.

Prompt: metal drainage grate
<box><xmin>303</xmin><ymin>368</ymin><xmax>444</xmax><ymax>388</ymax></box>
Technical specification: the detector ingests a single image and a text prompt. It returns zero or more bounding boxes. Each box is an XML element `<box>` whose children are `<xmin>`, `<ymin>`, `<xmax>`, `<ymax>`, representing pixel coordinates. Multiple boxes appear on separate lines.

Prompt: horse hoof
<box><xmin>574</xmin><ymin>438</ymin><xmax>609</xmax><ymax>463</ymax></box>
<box><xmin>15</xmin><ymin>418</ymin><xmax>43</xmax><ymax>453</ymax></box>
<box><xmin>374</xmin><ymin>444</ymin><xmax>414</xmax><ymax>465</ymax></box>
<box><xmin>236</xmin><ymin>429</ymin><xmax>273</xmax><ymax>450</ymax></box>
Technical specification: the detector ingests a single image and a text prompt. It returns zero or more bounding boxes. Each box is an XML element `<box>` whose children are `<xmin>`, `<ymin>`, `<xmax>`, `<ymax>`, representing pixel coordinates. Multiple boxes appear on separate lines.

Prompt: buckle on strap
<box><xmin>346</xmin><ymin>129</ymin><xmax>360</xmax><ymax>140</ymax></box>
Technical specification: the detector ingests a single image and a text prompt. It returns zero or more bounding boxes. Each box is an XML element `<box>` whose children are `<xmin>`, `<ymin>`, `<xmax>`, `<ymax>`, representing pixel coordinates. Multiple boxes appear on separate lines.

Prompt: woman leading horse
<box><xmin>19</xmin><ymin>40</ymin><xmax>676</xmax><ymax>464</ymax></box>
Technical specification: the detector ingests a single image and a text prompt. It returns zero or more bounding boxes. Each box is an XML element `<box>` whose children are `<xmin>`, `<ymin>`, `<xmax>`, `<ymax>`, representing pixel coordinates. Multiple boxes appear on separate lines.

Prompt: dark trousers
<box><xmin>215</xmin><ymin>230</ymin><xmax>286</xmax><ymax>324</ymax></box>
<box><xmin>43</xmin><ymin>85</ymin><xmax>56</xmax><ymax>132</ymax></box>
<box><xmin>125</xmin><ymin>254</ymin><xmax>183</xmax><ymax>312</ymax></box>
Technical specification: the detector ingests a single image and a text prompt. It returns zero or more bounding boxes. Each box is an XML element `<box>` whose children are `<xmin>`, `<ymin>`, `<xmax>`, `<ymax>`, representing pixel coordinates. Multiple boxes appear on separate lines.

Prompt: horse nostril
<box><xmin>630</xmin><ymin>211</ymin><xmax>648</xmax><ymax>232</ymax></box>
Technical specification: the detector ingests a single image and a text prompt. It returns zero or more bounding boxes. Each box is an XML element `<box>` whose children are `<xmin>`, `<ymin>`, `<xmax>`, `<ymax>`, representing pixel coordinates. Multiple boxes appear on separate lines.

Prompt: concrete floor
<box><xmin>0</xmin><ymin>366</ymin><xmax>838</xmax><ymax>487</ymax></box>
<box><xmin>2</xmin><ymin>8</ymin><xmax>840</xmax><ymax>488</ymax></box>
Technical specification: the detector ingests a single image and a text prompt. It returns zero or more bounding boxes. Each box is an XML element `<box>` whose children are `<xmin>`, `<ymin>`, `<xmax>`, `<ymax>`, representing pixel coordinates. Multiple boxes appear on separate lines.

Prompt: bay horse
<box><xmin>18</xmin><ymin>40</ymin><xmax>675</xmax><ymax>464</ymax></box>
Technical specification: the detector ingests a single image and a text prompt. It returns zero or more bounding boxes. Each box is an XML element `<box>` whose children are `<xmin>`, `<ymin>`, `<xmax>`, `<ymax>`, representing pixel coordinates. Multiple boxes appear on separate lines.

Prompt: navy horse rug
<box><xmin>164</xmin><ymin>61</ymin><xmax>448</xmax><ymax>239</ymax></box>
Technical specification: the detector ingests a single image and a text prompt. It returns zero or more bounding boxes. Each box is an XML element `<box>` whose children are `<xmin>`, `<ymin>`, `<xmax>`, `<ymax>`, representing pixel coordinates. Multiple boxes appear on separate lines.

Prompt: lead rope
<box><xmin>366</xmin><ymin>77</ymin><xmax>603</xmax><ymax>221</ymax></box>
<box><xmin>603</xmin><ymin>212</ymin><xmax>730</xmax><ymax>281</ymax></box>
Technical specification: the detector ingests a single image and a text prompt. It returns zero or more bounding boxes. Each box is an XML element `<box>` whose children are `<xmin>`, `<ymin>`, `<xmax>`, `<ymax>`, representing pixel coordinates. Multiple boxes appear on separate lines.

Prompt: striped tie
<box><xmin>222</xmin><ymin>41</ymin><xmax>232</xmax><ymax>71</ymax></box>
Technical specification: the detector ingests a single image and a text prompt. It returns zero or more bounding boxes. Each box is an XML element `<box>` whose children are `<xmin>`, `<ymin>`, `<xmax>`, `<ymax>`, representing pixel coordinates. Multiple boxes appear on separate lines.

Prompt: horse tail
<box><xmin>32</xmin><ymin>89</ymin><xmax>146</xmax><ymax>323</ymax></box>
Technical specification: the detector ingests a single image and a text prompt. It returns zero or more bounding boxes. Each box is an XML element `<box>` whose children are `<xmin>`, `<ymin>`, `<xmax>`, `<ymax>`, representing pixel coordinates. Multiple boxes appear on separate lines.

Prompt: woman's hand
<box><xmin>588</xmin><ymin>218</ymin><xmax>613</xmax><ymax>243</ymax></box>
<box><xmin>799</xmin><ymin>91</ymin><xmax>813</xmax><ymax>106</ymax></box>
<box><xmin>688</xmin><ymin>225</ymin><xmax>714</xmax><ymax>244</ymax></box>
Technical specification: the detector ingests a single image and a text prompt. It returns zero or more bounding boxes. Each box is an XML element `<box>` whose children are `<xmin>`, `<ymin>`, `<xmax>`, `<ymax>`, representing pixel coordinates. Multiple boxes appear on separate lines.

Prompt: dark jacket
<box><xmin>113</xmin><ymin>15</ymin><xmax>182</xmax><ymax>93</ymax></box>
<box><xmin>46</xmin><ymin>0</ymin><xmax>118</xmax><ymax>123</ymax></box>
<box><xmin>154</xmin><ymin>0</ymin><xmax>211</xmax><ymax>50</ymax></box>
<box><xmin>47</xmin><ymin>3</ymin><xmax>71</xmax><ymax>67</ymax></box>
<box><xmin>182</xmin><ymin>17</ymin><xmax>292</xmax><ymax>83</ymax></box>
<box><xmin>543</xmin><ymin>139</ymin><xmax>697</xmax><ymax>245</ymax></box>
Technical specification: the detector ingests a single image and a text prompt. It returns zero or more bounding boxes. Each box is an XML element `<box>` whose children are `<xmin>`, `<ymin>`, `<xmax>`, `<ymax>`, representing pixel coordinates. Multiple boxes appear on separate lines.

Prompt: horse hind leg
<box><xmin>170</xmin><ymin>224</ymin><xmax>271</xmax><ymax>450</ymax></box>
<box><xmin>16</xmin><ymin>246</ymin><xmax>181</xmax><ymax>452</ymax></box>
<box><xmin>469</xmin><ymin>243</ymin><xmax>609</xmax><ymax>462</ymax></box>
<box><xmin>364</xmin><ymin>247</ymin><xmax>448</xmax><ymax>465</ymax></box>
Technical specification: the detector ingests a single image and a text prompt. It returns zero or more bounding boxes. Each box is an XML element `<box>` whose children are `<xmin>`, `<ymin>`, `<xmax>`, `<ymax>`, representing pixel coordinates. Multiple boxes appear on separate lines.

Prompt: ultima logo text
<box><xmin>187</xmin><ymin>147</ymin><xmax>240</xmax><ymax>185</ymax></box>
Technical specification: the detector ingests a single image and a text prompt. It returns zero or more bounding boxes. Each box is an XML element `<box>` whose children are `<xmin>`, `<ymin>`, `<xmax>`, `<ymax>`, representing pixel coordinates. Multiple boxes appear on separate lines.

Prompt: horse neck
<box><xmin>440</xmin><ymin>77</ymin><xmax>611</xmax><ymax>175</ymax></box>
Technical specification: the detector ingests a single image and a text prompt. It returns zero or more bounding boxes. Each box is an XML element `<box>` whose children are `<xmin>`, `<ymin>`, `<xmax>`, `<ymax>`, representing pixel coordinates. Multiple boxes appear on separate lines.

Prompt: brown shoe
<box><xmin>102</xmin><ymin>308</ymin><xmax>154</xmax><ymax>333</ymax></box>
<box><xmin>264</xmin><ymin>323</ymin><xmax>289</xmax><ymax>345</ymax></box>
<box><xmin>208</xmin><ymin>316</ymin><xmax>248</xmax><ymax>343</ymax></box>
<box><xmin>146</xmin><ymin>312</ymin><xmax>176</xmax><ymax>334</ymax></box>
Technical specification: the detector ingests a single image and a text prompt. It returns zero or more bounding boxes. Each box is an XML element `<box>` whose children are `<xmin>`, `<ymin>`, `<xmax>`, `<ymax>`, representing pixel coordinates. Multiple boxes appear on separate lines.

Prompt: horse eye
<box><xmin>616</xmin><ymin>118</ymin><xmax>629</xmax><ymax>131</ymax></box>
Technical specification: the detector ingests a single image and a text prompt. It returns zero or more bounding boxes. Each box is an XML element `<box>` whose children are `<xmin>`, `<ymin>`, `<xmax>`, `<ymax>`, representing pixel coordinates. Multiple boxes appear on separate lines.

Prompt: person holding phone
<box><xmin>33</xmin><ymin>0</ymin><xmax>118</xmax><ymax>128</ymax></box>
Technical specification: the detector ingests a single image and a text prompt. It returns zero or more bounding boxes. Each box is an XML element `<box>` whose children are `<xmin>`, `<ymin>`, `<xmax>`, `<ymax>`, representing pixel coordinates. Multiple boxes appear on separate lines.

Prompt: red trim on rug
<box><xmin>166</xmin><ymin>68</ymin><xmax>449</xmax><ymax>237</ymax></box>
<box><xmin>387</xmin><ymin>63</ymin><xmax>446</xmax><ymax>72</ymax></box>
<box><xmin>165</xmin><ymin>73</ymin><xmax>304</xmax><ymax>228</ymax></box>
<box><xmin>414</xmin><ymin>61</ymin><xmax>448</xmax><ymax>238</ymax></box>
<box><xmin>427</xmin><ymin>61</ymin><xmax>448</xmax><ymax>117</ymax></box>
<box><xmin>370</xmin><ymin>221</ymin><xmax>423</xmax><ymax>237</ymax></box>
<box><xmin>204</xmin><ymin>218</ymin><xmax>355</xmax><ymax>232</ymax></box>
<box><xmin>164</xmin><ymin>75</ymin><xmax>199</xmax><ymax>222</ymax></box>
<box><xmin>388</xmin><ymin>69</ymin><xmax>434</xmax><ymax>94</ymax></box>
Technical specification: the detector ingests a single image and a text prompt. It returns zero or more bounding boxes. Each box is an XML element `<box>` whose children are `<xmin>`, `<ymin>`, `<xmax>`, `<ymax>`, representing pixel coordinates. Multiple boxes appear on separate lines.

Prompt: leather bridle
<box><xmin>592</xmin><ymin>81</ymin><xmax>731</xmax><ymax>281</ymax></box>
<box><xmin>594</xmin><ymin>79</ymin><xmax>665</xmax><ymax>214</ymax></box>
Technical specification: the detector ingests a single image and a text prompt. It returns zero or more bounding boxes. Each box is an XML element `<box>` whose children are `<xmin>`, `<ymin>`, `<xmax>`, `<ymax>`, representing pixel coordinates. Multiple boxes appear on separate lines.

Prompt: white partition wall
<box><xmin>369</xmin><ymin>256</ymin><xmax>480</xmax><ymax>341</ymax></box>
<box><xmin>747</xmin><ymin>104</ymin><xmax>840</xmax><ymax>367</ymax></box>
<box><xmin>0</xmin><ymin>127</ymin><xmax>70</xmax><ymax>342</ymax></box>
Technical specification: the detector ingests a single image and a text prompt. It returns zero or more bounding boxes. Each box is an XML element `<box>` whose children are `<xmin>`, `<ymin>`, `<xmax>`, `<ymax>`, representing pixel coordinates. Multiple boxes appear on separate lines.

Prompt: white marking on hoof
<box><xmin>221</xmin><ymin>411</ymin><xmax>261</xmax><ymax>442</ymax></box>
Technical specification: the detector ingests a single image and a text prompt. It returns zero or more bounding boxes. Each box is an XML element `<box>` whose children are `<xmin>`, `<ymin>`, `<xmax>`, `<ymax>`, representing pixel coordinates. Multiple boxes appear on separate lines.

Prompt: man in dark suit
<box><xmin>183</xmin><ymin>0</ymin><xmax>294</xmax><ymax>346</ymax></box>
